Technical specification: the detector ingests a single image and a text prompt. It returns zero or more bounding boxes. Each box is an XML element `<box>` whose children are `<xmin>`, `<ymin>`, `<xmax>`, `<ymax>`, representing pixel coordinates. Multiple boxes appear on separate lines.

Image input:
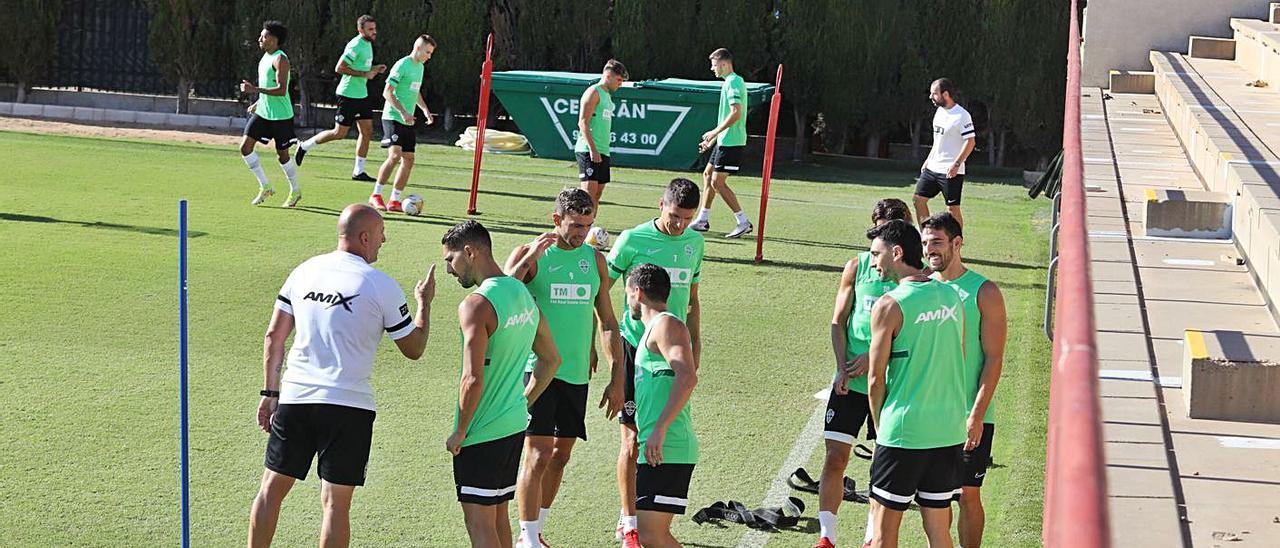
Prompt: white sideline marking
<box><xmin>1099</xmin><ymin>369</ymin><xmax>1183</xmax><ymax>388</ymax></box>
<box><xmin>813</xmin><ymin>388</ymin><xmax>831</xmax><ymax>400</ymax></box>
<box><xmin>1163</xmin><ymin>258</ymin><xmax>1216</xmax><ymax>266</ymax></box>
<box><xmin>1216</xmin><ymin>436</ymin><xmax>1280</xmax><ymax>449</ymax></box>
<box><xmin>736</xmin><ymin>389</ymin><xmax>829</xmax><ymax>548</ymax></box>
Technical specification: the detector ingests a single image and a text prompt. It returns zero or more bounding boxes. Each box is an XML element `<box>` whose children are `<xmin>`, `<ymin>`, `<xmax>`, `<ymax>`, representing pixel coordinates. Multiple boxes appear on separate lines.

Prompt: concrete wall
<box><xmin>1082</xmin><ymin>0</ymin><xmax>1272</xmax><ymax>87</ymax></box>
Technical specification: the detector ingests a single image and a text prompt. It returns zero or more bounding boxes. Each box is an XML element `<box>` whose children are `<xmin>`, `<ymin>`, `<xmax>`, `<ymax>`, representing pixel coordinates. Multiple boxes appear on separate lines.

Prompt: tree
<box><xmin>693</xmin><ymin>0</ymin><xmax>771</xmax><ymax>81</ymax></box>
<box><xmin>234</xmin><ymin>1</ymin><xmax>328</xmax><ymax>125</ymax></box>
<box><xmin>145</xmin><ymin>0</ymin><xmax>233</xmax><ymax>113</ymax></box>
<box><xmin>0</xmin><ymin>0</ymin><xmax>62</xmax><ymax>103</ymax></box>
<box><xmin>510</xmin><ymin>0</ymin><xmax>610</xmax><ymax>72</ymax></box>
<box><xmin>429</xmin><ymin>0</ymin><xmax>489</xmax><ymax>126</ymax></box>
<box><xmin>775</xmin><ymin>0</ymin><xmax>838</xmax><ymax>159</ymax></box>
<box><xmin>612</xmin><ymin>0</ymin><xmax>699</xmax><ymax>80</ymax></box>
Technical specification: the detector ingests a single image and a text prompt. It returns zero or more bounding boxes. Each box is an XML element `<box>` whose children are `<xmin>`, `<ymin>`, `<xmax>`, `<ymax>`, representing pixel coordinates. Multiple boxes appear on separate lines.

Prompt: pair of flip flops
<box><xmin>691</xmin><ymin>497</ymin><xmax>806</xmax><ymax>531</ymax></box>
<box><xmin>788</xmin><ymin>467</ymin><xmax>870</xmax><ymax>504</ymax></box>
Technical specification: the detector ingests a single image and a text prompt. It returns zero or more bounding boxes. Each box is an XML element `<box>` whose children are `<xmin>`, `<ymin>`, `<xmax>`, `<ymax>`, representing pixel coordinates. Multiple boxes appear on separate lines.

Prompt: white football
<box><xmin>586</xmin><ymin>226</ymin><xmax>610</xmax><ymax>249</ymax></box>
<box><xmin>402</xmin><ymin>194</ymin><xmax>425</xmax><ymax>216</ymax></box>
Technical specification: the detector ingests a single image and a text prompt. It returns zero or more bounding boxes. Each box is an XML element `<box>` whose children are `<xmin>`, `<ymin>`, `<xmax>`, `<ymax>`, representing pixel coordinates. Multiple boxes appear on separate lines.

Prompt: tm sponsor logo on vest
<box><xmin>913</xmin><ymin>304</ymin><xmax>959</xmax><ymax>324</ymax></box>
<box><xmin>539</xmin><ymin>96</ymin><xmax>691</xmax><ymax>157</ymax></box>
<box><xmin>505</xmin><ymin>308</ymin><xmax>538</xmax><ymax>328</ymax></box>
<box><xmin>550</xmin><ymin>283</ymin><xmax>592</xmax><ymax>305</ymax></box>
<box><xmin>664</xmin><ymin>267</ymin><xmax>692</xmax><ymax>287</ymax></box>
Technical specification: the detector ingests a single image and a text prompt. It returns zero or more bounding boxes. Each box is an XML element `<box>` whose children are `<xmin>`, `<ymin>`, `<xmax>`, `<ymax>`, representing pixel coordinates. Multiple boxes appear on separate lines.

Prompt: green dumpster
<box><xmin>489</xmin><ymin>71</ymin><xmax>774</xmax><ymax>170</ymax></box>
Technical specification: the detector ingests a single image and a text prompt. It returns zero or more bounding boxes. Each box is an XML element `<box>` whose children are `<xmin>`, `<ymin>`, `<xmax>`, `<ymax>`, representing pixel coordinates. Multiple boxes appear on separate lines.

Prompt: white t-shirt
<box><xmin>925</xmin><ymin>104</ymin><xmax>976</xmax><ymax>176</ymax></box>
<box><xmin>274</xmin><ymin>251</ymin><xmax>414</xmax><ymax>411</ymax></box>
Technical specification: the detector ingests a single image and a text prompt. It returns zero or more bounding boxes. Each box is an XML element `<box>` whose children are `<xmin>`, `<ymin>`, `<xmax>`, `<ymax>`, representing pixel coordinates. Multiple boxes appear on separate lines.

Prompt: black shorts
<box><xmin>823</xmin><ymin>388</ymin><xmax>876</xmax><ymax>444</ymax></box>
<box><xmin>244</xmin><ymin>114</ymin><xmax>298</xmax><ymax>151</ymax></box>
<box><xmin>575</xmin><ymin>152</ymin><xmax>612</xmax><ymax>184</ymax></box>
<box><xmin>380</xmin><ymin>119</ymin><xmax>416</xmax><ymax>152</ymax></box>
<box><xmin>636</xmin><ymin>463</ymin><xmax>695</xmax><ymax>514</ymax></box>
<box><xmin>869</xmin><ymin>444</ymin><xmax>963</xmax><ymax>511</ymax></box>
<box><xmin>620</xmin><ymin>338</ymin><xmax>639</xmax><ymax>425</ymax></box>
<box><xmin>335</xmin><ymin>95</ymin><xmax>374</xmax><ymax>126</ymax></box>
<box><xmin>914</xmin><ymin>169</ymin><xmax>965</xmax><ymax>206</ymax></box>
<box><xmin>961</xmin><ymin>423</ymin><xmax>995</xmax><ymax>487</ymax></box>
<box><xmin>525</xmin><ymin>373</ymin><xmax>588</xmax><ymax>440</ymax></box>
<box><xmin>454</xmin><ymin>431</ymin><xmax>524</xmax><ymax>505</ymax></box>
<box><xmin>710</xmin><ymin>145</ymin><xmax>744</xmax><ymax>173</ymax></box>
<box><xmin>264</xmin><ymin>403</ymin><xmax>376</xmax><ymax>486</ymax></box>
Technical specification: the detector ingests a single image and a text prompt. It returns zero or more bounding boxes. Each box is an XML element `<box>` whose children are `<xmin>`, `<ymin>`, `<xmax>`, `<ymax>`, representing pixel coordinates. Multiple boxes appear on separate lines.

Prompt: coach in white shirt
<box><xmin>248</xmin><ymin>203</ymin><xmax>436</xmax><ymax>548</ymax></box>
<box><xmin>914</xmin><ymin>77</ymin><xmax>976</xmax><ymax>228</ymax></box>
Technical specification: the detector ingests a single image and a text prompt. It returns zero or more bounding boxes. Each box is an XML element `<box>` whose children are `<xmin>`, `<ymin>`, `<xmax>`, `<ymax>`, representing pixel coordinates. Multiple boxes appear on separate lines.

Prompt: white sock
<box><xmin>372</xmin><ymin>183</ymin><xmax>384</xmax><ymax>197</ymax></box>
<box><xmin>391</xmin><ymin>188</ymin><xmax>402</xmax><ymax>202</ymax></box>
<box><xmin>353</xmin><ymin>156</ymin><xmax>367</xmax><ymax>175</ymax></box>
<box><xmin>300</xmin><ymin>136</ymin><xmax>317</xmax><ymax>151</ymax></box>
<box><xmin>518</xmin><ymin>521</ymin><xmax>539</xmax><ymax>546</ymax></box>
<box><xmin>864</xmin><ymin>506</ymin><xmax>875</xmax><ymax>543</ymax></box>
<box><xmin>242</xmin><ymin>152</ymin><xmax>270</xmax><ymax>188</ymax></box>
<box><xmin>622</xmin><ymin>514</ymin><xmax>637</xmax><ymax>532</ymax></box>
<box><xmin>695</xmin><ymin>208</ymin><xmax>711</xmax><ymax>223</ymax></box>
<box><xmin>279</xmin><ymin>158</ymin><xmax>300</xmax><ymax>192</ymax></box>
<box><xmin>734</xmin><ymin>210</ymin><xmax>749</xmax><ymax>225</ymax></box>
<box><xmin>538</xmin><ymin>507</ymin><xmax>550</xmax><ymax>529</ymax></box>
<box><xmin>819</xmin><ymin>511</ymin><xmax>837</xmax><ymax>543</ymax></box>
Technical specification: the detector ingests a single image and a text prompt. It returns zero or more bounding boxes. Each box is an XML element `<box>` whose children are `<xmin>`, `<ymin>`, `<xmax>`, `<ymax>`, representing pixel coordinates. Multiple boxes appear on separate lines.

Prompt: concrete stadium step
<box><xmin>1084</xmin><ymin>88</ymin><xmax>1280</xmax><ymax>546</ymax></box>
<box><xmin>1183</xmin><ymin>330</ymin><xmax>1280</xmax><ymax>423</ymax></box>
<box><xmin>1231</xmin><ymin>18</ymin><xmax>1280</xmax><ymax>85</ymax></box>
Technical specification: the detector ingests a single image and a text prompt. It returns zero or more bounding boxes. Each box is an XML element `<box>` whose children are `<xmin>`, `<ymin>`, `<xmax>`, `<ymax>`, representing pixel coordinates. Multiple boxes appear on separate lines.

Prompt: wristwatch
<box><xmin>260</xmin><ymin>390</ymin><xmax>280</xmax><ymax>398</ymax></box>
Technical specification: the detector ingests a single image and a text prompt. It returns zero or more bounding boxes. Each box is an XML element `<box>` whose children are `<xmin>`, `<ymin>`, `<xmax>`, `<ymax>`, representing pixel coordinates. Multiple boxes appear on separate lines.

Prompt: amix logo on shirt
<box><xmin>550</xmin><ymin>284</ymin><xmax>592</xmax><ymax>305</ymax></box>
<box><xmin>505</xmin><ymin>308</ymin><xmax>537</xmax><ymax>328</ymax></box>
<box><xmin>914</xmin><ymin>304</ymin><xmax>959</xmax><ymax>324</ymax></box>
<box><xmin>303</xmin><ymin>291</ymin><xmax>359</xmax><ymax>312</ymax></box>
<box><xmin>664</xmin><ymin>267</ymin><xmax>693</xmax><ymax>287</ymax></box>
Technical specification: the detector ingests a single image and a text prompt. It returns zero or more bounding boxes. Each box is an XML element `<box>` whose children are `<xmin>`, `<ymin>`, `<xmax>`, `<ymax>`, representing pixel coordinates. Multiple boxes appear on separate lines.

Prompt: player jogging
<box><xmin>921</xmin><ymin>213</ymin><xmax>1006</xmax><ymax>548</ymax></box>
<box><xmin>239</xmin><ymin>21</ymin><xmax>301</xmax><ymax>208</ymax></box>
<box><xmin>503</xmin><ymin>189</ymin><xmax>627</xmax><ymax>547</ymax></box>
<box><xmin>814</xmin><ymin>199</ymin><xmax>913</xmax><ymax>548</ymax></box>
<box><xmin>690</xmin><ymin>48</ymin><xmax>752</xmax><ymax>239</ymax></box>
<box><xmin>370</xmin><ymin>35</ymin><xmax>436</xmax><ymax>213</ymax></box>
<box><xmin>248</xmin><ymin>204</ymin><xmax>434</xmax><ymax>548</ymax></box>
<box><xmin>627</xmin><ymin>263</ymin><xmax>699</xmax><ymax>548</ymax></box>
<box><xmin>865</xmin><ymin>219</ymin><xmax>969</xmax><ymax>548</ymax></box>
<box><xmin>295</xmin><ymin>15</ymin><xmax>387</xmax><ymax>182</ymax></box>
<box><xmin>441</xmin><ymin>220</ymin><xmax>562</xmax><ymax>548</ymax></box>
<box><xmin>914</xmin><ymin>78</ymin><xmax>976</xmax><ymax>228</ymax></box>
<box><xmin>605</xmin><ymin>178</ymin><xmax>704</xmax><ymax>547</ymax></box>
<box><xmin>576</xmin><ymin>60</ymin><xmax>628</xmax><ymax>216</ymax></box>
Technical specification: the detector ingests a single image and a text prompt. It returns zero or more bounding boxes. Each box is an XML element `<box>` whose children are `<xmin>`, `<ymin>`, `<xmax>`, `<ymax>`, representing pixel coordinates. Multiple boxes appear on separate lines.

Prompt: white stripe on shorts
<box><xmin>916</xmin><ymin>488</ymin><xmax>963</xmax><ymax>501</ymax></box>
<box><xmin>460</xmin><ymin>484</ymin><xmax>517</xmax><ymax>498</ymax></box>
<box><xmin>870</xmin><ymin>485</ymin><xmax>914</xmax><ymax>504</ymax></box>
<box><xmin>653</xmin><ymin>495</ymin><xmax>688</xmax><ymax>507</ymax></box>
<box><xmin>823</xmin><ymin>431</ymin><xmax>855</xmax><ymax>445</ymax></box>
<box><xmin>723</xmin><ymin>165</ymin><xmax>740</xmax><ymax>171</ymax></box>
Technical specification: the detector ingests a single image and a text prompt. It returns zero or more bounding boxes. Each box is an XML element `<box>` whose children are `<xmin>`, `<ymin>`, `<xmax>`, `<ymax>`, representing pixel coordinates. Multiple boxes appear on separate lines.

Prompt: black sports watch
<box><xmin>260</xmin><ymin>390</ymin><xmax>280</xmax><ymax>398</ymax></box>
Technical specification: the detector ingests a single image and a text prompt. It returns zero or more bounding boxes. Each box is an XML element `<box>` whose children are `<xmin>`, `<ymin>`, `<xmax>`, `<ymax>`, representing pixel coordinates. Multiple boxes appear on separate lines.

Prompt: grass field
<box><xmin>0</xmin><ymin>129</ymin><xmax>1051</xmax><ymax>547</ymax></box>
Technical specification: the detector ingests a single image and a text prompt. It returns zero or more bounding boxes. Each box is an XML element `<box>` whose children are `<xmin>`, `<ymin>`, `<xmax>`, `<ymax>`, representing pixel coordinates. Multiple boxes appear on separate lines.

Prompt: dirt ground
<box><xmin>0</xmin><ymin>116</ymin><xmax>245</xmax><ymax>146</ymax></box>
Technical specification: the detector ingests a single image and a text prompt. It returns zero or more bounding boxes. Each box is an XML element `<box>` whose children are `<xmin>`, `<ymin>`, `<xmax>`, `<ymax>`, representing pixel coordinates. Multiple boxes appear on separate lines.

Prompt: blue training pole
<box><xmin>178</xmin><ymin>200</ymin><xmax>191</xmax><ymax>548</ymax></box>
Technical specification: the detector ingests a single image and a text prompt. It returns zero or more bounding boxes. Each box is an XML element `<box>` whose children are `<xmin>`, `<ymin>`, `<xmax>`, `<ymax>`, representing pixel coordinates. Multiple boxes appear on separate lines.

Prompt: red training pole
<box><xmin>754</xmin><ymin>64</ymin><xmax>783</xmax><ymax>264</ymax></box>
<box><xmin>467</xmin><ymin>33</ymin><xmax>494</xmax><ymax>215</ymax></box>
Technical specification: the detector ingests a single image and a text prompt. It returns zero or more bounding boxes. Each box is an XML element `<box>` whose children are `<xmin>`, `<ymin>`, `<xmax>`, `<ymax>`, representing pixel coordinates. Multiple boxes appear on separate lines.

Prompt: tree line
<box><xmin>0</xmin><ymin>0</ymin><xmax>1067</xmax><ymax>166</ymax></box>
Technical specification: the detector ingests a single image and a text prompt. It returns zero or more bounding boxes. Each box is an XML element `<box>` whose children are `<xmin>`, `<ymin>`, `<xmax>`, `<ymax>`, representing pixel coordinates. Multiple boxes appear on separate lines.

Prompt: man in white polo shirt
<box><xmin>914</xmin><ymin>78</ymin><xmax>976</xmax><ymax>228</ymax></box>
<box><xmin>248</xmin><ymin>203</ymin><xmax>436</xmax><ymax>548</ymax></box>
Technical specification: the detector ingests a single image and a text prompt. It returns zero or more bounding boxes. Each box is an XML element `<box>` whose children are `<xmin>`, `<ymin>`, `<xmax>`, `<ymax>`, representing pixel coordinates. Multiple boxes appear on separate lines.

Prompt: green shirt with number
<box><xmin>525</xmin><ymin>244</ymin><xmax>601</xmax><ymax>385</ymax></box>
<box><xmin>717</xmin><ymin>72</ymin><xmax>748</xmax><ymax>146</ymax></box>
<box><xmin>336</xmin><ymin>35</ymin><xmax>374</xmax><ymax>99</ymax></box>
<box><xmin>574</xmin><ymin>84</ymin><xmax>614</xmax><ymax>156</ymax></box>
<box><xmin>606</xmin><ymin>220</ymin><xmax>705</xmax><ymax>347</ymax></box>
<box><xmin>382</xmin><ymin>55</ymin><xmax>424</xmax><ymax>124</ymax></box>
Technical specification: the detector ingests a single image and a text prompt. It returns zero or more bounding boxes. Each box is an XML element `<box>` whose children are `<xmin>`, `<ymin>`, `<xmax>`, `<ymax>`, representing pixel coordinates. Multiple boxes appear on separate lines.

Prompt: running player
<box><xmin>370</xmin><ymin>35</ymin><xmax>436</xmax><ymax>213</ymax></box>
<box><xmin>249</xmin><ymin>204</ymin><xmax>434</xmax><ymax>548</ymax></box>
<box><xmin>295</xmin><ymin>15</ymin><xmax>387</xmax><ymax>182</ymax></box>
<box><xmin>690</xmin><ymin>48</ymin><xmax>753</xmax><ymax>239</ymax></box>
<box><xmin>921</xmin><ymin>213</ymin><xmax>1006</xmax><ymax>548</ymax></box>
<box><xmin>605</xmin><ymin>178</ymin><xmax>704</xmax><ymax>547</ymax></box>
<box><xmin>914</xmin><ymin>78</ymin><xmax>975</xmax><ymax>228</ymax></box>
<box><xmin>503</xmin><ymin>189</ymin><xmax>627</xmax><ymax>547</ymax></box>
<box><xmin>814</xmin><ymin>198</ymin><xmax>913</xmax><ymax>548</ymax></box>
<box><xmin>576</xmin><ymin>60</ymin><xmax>628</xmax><ymax>215</ymax></box>
<box><xmin>442</xmin><ymin>220</ymin><xmax>562</xmax><ymax>548</ymax></box>
<box><xmin>239</xmin><ymin>21</ymin><xmax>301</xmax><ymax>208</ymax></box>
<box><xmin>865</xmin><ymin>219</ymin><xmax>968</xmax><ymax>548</ymax></box>
<box><xmin>627</xmin><ymin>263</ymin><xmax>699</xmax><ymax>548</ymax></box>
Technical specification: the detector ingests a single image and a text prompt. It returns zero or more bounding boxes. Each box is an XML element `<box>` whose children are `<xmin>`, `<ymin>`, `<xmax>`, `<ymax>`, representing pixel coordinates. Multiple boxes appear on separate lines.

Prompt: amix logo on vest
<box><xmin>505</xmin><ymin>308</ymin><xmax>537</xmax><ymax>328</ymax></box>
<box><xmin>913</xmin><ymin>304</ymin><xmax>959</xmax><ymax>325</ymax></box>
<box><xmin>303</xmin><ymin>291</ymin><xmax>359</xmax><ymax>312</ymax></box>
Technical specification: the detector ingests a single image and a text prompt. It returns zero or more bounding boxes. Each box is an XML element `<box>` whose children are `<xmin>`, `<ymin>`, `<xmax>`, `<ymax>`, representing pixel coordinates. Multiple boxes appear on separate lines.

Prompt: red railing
<box><xmin>1043</xmin><ymin>1</ymin><xmax>1110</xmax><ymax>546</ymax></box>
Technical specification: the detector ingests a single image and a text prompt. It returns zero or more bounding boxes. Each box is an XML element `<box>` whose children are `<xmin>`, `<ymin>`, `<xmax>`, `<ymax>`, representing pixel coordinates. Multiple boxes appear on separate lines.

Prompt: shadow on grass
<box><xmin>0</xmin><ymin>212</ymin><xmax>209</xmax><ymax>238</ymax></box>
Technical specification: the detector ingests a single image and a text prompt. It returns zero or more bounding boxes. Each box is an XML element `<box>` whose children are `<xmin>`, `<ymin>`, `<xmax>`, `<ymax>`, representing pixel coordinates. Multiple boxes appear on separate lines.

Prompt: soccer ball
<box><xmin>402</xmin><ymin>194</ymin><xmax>425</xmax><ymax>216</ymax></box>
<box><xmin>586</xmin><ymin>226</ymin><xmax>610</xmax><ymax>249</ymax></box>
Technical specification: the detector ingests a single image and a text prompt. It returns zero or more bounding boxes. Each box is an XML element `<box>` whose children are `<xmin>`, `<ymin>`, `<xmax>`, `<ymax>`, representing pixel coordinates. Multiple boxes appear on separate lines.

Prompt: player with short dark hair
<box><xmin>914</xmin><ymin>78</ymin><xmax>976</xmax><ymax>228</ymax></box>
<box><xmin>370</xmin><ymin>35</ymin><xmax>436</xmax><ymax>213</ymax></box>
<box><xmin>295</xmin><ymin>15</ymin><xmax>387</xmax><ymax>182</ymax></box>
<box><xmin>240</xmin><ymin>21</ymin><xmax>301</xmax><ymax>208</ymax></box>
<box><xmin>691</xmin><ymin>48</ymin><xmax>753</xmax><ymax>239</ymax></box>
<box><xmin>920</xmin><ymin>212</ymin><xmax>1006</xmax><ymax>548</ymax></box>
<box><xmin>577</xmin><ymin>59</ymin><xmax>629</xmax><ymax>216</ymax></box>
